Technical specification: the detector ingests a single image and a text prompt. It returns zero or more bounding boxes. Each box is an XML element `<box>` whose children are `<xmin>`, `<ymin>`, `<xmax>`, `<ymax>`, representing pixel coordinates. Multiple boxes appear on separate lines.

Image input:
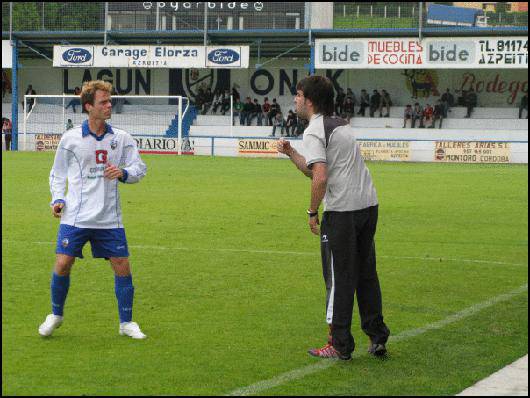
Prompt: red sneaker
<box><xmin>308</xmin><ymin>343</ymin><xmax>351</xmax><ymax>360</ymax></box>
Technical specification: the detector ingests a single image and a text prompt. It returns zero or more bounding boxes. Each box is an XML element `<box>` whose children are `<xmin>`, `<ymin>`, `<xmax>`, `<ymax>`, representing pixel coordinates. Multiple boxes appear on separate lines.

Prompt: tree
<box><xmin>495</xmin><ymin>2</ymin><xmax>508</xmax><ymax>14</ymax></box>
<box><xmin>9</xmin><ymin>2</ymin><xmax>104</xmax><ymax>32</ymax></box>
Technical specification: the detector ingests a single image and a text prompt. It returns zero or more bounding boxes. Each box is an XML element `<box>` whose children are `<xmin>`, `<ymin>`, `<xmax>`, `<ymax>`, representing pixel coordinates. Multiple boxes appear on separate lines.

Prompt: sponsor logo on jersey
<box><xmin>95</xmin><ymin>150</ymin><xmax>108</xmax><ymax>164</ymax></box>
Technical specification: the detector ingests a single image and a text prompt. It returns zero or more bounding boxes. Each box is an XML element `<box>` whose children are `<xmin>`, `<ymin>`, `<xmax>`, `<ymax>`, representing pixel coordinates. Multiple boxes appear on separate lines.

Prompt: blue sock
<box><xmin>115</xmin><ymin>275</ymin><xmax>134</xmax><ymax>323</ymax></box>
<box><xmin>51</xmin><ymin>273</ymin><xmax>70</xmax><ymax>316</ymax></box>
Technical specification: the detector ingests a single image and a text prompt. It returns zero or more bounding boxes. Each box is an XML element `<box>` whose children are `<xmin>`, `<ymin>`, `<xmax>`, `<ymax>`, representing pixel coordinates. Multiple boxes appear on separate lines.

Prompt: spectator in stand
<box><xmin>423</xmin><ymin>103</ymin><xmax>434</xmax><ymax>127</ymax></box>
<box><xmin>23</xmin><ymin>84</ymin><xmax>37</xmax><ymax>112</ymax></box>
<box><xmin>201</xmin><ymin>88</ymin><xmax>213</xmax><ymax>115</ymax></box>
<box><xmin>412</xmin><ymin>102</ymin><xmax>424</xmax><ymax>128</ymax></box>
<box><xmin>65</xmin><ymin>87</ymin><xmax>81</xmax><ymax>113</ymax></box>
<box><xmin>195</xmin><ymin>87</ymin><xmax>205</xmax><ymax>112</ymax></box>
<box><xmin>262</xmin><ymin>97</ymin><xmax>271</xmax><ymax>126</ymax></box>
<box><xmin>295</xmin><ymin>114</ymin><xmax>307</xmax><ymax>136</ymax></box>
<box><xmin>2</xmin><ymin>117</ymin><xmax>12</xmax><ymax>151</ymax></box>
<box><xmin>251</xmin><ymin>98</ymin><xmax>263</xmax><ymax>126</ymax></box>
<box><xmin>402</xmin><ymin>104</ymin><xmax>413</xmax><ymax>128</ymax></box>
<box><xmin>464</xmin><ymin>88</ymin><xmax>477</xmax><ymax>118</ymax></box>
<box><xmin>2</xmin><ymin>70</ymin><xmax>11</xmax><ymax>98</ymax></box>
<box><xmin>211</xmin><ymin>89</ymin><xmax>223</xmax><ymax>114</ymax></box>
<box><xmin>342</xmin><ymin>96</ymin><xmax>355</xmax><ymax>123</ymax></box>
<box><xmin>357</xmin><ymin>89</ymin><xmax>370</xmax><ymax>117</ymax></box>
<box><xmin>441</xmin><ymin>88</ymin><xmax>455</xmax><ymax>117</ymax></box>
<box><xmin>221</xmin><ymin>89</ymin><xmax>231</xmax><ymax>115</ymax></box>
<box><xmin>271</xmin><ymin>111</ymin><xmax>286</xmax><ymax>137</ymax></box>
<box><xmin>370</xmin><ymin>89</ymin><xmax>381</xmax><ymax>117</ymax></box>
<box><xmin>233</xmin><ymin>98</ymin><xmax>244</xmax><ymax>125</ymax></box>
<box><xmin>457</xmin><ymin>90</ymin><xmax>466</xmax><ymax>106</ymax></box>
<box><xmin>285</xmin><ymin>110</ymin><xmax>297</xmax><ymax>137</ymax></box>
<box><xmin>432</xmin><ymin>99</ymin><xmax>444</xmax><ymax>128</ymax></box>
<box><xmin>268</xmin><ymin>98</ymin><xmax>281</xmax><ymax>126</ymax></box>
<box><xmin>344</xmin><ymin>88</ymin><xmax>356</xmax><ymax>110</ymax></box>
<box><xmin>335</xmin><ymin>87</ymin><xmax>346</xmax><ymax>116</ymax></box>
<box><xmin>379</xmin><ymin>90</ymin><xmax>392</xmax><ymax>117</ymax></box>
<box><xmin>232</xmin><ymin>84</ymin><xmax>240</xmax><ymax>103</ymax></box>
<box><xmin>519</xmin><ymin>93</ymin><xmax>528</xmax><ymax>119</ymax></box>
<box><xmin>241</xmin><ymin>97</ymin><xmax>254</xmax><ymax>126</ymax></box>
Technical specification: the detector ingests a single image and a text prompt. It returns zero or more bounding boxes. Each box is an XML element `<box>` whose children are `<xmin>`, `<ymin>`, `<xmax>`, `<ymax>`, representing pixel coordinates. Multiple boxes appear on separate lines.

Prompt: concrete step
<box><xmin>189</xmin><ymin>125</ymin><xmax>528</xmax><ymax>141</ymax></box>
<box><xmin>351</xmin><ymin>117</ymin><xmax>528</xmax><ymax>130</ymax></box>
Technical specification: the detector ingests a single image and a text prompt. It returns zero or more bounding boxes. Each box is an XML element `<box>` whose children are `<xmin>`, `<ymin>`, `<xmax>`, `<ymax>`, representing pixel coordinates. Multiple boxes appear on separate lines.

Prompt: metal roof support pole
<box><xmin>203</xmin><ymin>2</ymin><xmax>208</xmax><ymax>46</ymax></box>
<box><xmin>257</xmin><ymin>39</ymin><xmax>261</xmax><ymax>68</ymax></box>
<box><xmin>306</xmin><ymin>2</ymin><xmax>312</xmax><ymax>45</ymax></box>
<box><xmin>18</xmin><ymin>41</ymin><xmax>52</xmax><ymax>61</ymax></box>
<box><xmin>310</xmin><ymin>43</ymin><xmax>315</xmax><ymax>76</ymax></box>
<box><xmin>255</xmin><ymin>41</ymin><xmax>308</xmax><ymax>70</ymax></box>
<box><xmin>11</xmin><ymin>39</ymin><xmax>19</xmax><ymax>151</ymax></box>
<box><xmin>156</xmin><ymin>2</ymin><xmax>160</xmax><ymax>31</ymax></box>
<box><xmin>9</xmin><ymin>2</ymin><xmax>13</xmax><ymax>42</ymax></box>
<box><xmin>419</xmin><ymin>2</ymin><xmax>423</xmax><ymax>41</ymax></box>
<box><xmin>104</xmin><ymin>2</ymin><xmax>108</xmax><ymax>45</ymax></box>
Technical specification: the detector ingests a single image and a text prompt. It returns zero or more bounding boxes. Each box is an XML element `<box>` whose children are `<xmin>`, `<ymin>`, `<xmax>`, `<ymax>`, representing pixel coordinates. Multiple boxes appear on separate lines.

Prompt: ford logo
<box><xmin>208</xmin><ymin>49</ymin><xmax>240</xmax><ymax>65</ymax></box>
<box><xmin>62</xmin><ymin>48</ymin><xmax>92</xmax><ymax>64</ymax></box>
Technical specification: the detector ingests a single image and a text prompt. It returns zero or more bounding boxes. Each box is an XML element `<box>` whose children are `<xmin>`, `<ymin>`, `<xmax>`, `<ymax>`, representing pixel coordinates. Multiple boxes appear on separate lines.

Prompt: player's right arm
<box><xmin>49</xmin><ymin>141</ymin><xmax>69</xmax><ymax>217</ymax></box>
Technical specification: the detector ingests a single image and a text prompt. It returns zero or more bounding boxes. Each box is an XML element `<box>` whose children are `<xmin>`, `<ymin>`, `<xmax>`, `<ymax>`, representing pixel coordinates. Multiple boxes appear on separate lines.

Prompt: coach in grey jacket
<box><xmin>277</xmin><ymin>76</ymin><xmax>390</xmax><ymax>360</ymax></box>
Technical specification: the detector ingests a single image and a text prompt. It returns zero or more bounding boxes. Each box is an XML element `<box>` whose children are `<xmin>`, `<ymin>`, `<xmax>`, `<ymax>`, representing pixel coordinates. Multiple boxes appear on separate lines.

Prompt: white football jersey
<box><xmin>49</xmin><ymin>120</ymin><xmax>147</xmax><ymax>229</ymax></box>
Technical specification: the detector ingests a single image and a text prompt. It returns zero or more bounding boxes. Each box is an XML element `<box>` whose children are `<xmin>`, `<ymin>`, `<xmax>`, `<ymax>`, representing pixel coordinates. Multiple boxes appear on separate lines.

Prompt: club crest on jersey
<box><xmin>110</xmin><ymin>139</ymin><xmax>117</xmax><ymax>150</ymax></box>
<box><xmin>61</xmin><ymin>238</ymin><xmax>69</xmax><ymax>248</ymax></box>
<box><xmin>95</xmin><ymin>150</ymin><xmax>108</xmax><ymax>164</ymax></box>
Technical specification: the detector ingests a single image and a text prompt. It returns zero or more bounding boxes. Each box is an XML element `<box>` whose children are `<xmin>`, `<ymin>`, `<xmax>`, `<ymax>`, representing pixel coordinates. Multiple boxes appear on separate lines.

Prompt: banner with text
<box><xmin>53</xmin><ymin>45</ymin><xmax>249</xmax><ymax>68</ymax></box>
<box><xmin>133</xmin><ymin>137</ymin><xmax>196</xmax><ymax>154</ymax></box>
<box><xmin>434</xmin><ymin>141</ymin><xmax>511</xmax><ymax>163</ymax></box>
<box><xmin>238</xmin><ymin>139</ymin><xmax>279</xmax><ymax>157</ymax></box>
<box><xmin>35</xmin><ymin>134</ymin><xmax>61</xmax><ymax>151</ymax></box>
<box><xmin>358</xmin><ymin>140</ymin><xmax>411</xmax><ymax>161</ymax></box>
<box><xmin>315</xmin><ymin>37</ymin><xmax>528</xmax><ymax>69</ymax></box>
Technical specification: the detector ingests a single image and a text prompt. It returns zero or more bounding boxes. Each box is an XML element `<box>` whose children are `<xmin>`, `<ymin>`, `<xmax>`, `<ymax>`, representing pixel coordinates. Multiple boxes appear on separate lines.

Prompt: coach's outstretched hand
<box><xmin>277</xmin><ymin>138</ymin><xmax>293</xmax><ymax>157</ymax></box>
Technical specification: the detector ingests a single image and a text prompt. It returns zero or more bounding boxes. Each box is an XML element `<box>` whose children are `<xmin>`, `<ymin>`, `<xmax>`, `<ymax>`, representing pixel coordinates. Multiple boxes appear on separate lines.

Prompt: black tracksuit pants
<box><xmin>320</xmin><ymin>205</ymin><xmax>390</xmax><ymax>356</ymax></box>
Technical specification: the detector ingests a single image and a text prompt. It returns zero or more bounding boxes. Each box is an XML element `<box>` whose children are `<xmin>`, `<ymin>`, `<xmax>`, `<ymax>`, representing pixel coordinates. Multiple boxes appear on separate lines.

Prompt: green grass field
<box><xmin>2</xmin><ymin>152</ymin><xmax>528</xmax><ymax>396</ymax></box>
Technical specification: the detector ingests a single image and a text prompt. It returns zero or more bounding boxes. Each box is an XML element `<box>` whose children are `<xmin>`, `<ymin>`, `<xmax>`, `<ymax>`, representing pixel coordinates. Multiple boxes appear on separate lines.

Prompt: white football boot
<box><xmin>119</xmin><ymin>321</ymin><xmax>147</xmax><ymax>339</ymax></box>
<box><xmin>38</xmin><ymin>314</ymin><xmax>63</xmax><ymax>337</ymax></box>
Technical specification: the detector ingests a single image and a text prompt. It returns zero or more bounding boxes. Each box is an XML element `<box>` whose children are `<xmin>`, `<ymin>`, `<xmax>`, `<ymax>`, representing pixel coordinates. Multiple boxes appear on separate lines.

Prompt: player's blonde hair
<box><xmin>81</xmin><ymin>80</ymin><xmax>113</xmax><ymax>113</ymax></box>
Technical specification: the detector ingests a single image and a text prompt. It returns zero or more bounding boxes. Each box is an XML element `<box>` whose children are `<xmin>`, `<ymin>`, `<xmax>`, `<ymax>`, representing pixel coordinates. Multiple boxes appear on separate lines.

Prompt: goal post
<box><xmin>22</xmin><ymin>94</ymin><xmax>191</xmax><ymax>154</ymax></box>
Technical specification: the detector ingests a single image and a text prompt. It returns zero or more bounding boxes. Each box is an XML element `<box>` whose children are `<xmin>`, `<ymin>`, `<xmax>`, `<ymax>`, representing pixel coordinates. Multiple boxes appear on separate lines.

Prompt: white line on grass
<box><xmin>7</xmin><ymin>240</ymin><xmax>526</xmax><ymax>267</ymax></box>
<box><xmin>225</xmin><ymin>283</ymin><xmax>528</xmax><ymax>396</ymax></box>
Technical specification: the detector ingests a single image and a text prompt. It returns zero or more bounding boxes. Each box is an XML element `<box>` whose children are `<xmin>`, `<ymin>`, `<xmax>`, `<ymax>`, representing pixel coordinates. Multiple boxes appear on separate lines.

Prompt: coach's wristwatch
<box><xmin>307</xmin><ymin>209</ymin><xmax>319</xmax><ymax>218</ymax></box>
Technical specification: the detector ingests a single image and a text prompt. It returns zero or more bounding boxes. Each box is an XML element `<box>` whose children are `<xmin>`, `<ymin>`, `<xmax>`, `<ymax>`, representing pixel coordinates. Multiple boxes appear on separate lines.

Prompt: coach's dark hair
<box><xmin>296</xmin><ymin>76</ymin><xmax>334</xmax><ymax>116</ymax></box>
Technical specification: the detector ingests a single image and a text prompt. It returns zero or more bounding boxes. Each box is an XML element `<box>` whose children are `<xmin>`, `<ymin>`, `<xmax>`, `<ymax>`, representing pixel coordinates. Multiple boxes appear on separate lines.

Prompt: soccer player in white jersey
<box><xmin>38</xmin><ymin>80</ymin><xmax>148</xmax><ymax>339</ymax></box>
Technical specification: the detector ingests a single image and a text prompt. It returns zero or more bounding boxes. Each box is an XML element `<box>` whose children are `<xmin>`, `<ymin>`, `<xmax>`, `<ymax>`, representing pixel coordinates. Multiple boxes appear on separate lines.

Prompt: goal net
<box><xmin>22</xmin><ymin>94</ymin><xmax>192</xmax><ymax>154</ymax></box>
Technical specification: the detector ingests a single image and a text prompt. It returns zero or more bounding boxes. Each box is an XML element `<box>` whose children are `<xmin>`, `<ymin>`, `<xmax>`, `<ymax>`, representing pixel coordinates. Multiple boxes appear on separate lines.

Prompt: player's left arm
<box><xmin>116</xmin><ymin>134</ymin><xmax>147</xmax><ymax>184</ymax></box>
<box><xmin>308</xmin><ymin>162</ymin><xmax>327</xmax><ymax>235</ymax></box>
